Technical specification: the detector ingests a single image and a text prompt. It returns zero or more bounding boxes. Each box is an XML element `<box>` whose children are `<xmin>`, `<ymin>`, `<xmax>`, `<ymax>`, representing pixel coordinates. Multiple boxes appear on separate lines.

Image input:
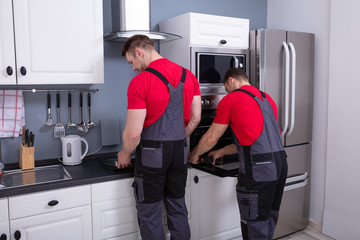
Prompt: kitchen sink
<box><xmin>0</xmin><ymin>164</ymin><xmax>72</xmax><ymax>189</ymax></box>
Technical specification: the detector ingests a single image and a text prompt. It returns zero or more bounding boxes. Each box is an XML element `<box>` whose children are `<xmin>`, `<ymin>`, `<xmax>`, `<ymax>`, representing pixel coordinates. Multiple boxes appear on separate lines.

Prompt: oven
<box><xmin>188</xmin><ymin>46</ymin><xmax>249</xmax><ymax>177</ymax></box>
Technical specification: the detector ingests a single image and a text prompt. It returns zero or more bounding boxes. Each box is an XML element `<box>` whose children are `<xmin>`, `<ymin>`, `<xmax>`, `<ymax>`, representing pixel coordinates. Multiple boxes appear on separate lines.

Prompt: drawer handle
<box><xmin>0</xmin><ymin>233</ymin><xmax>7</xmax><ymax>240</ymax></box>
<box><xmin>220</xmin><ymin>39</ymin><xmax>227</xmax><ymax>45</ymax></box>
<box><xmin>48</xmin><ymin>200</ymin><xmax>59</xmax><ymax>206</ymax></box>
<box><xmin>6</xmin><ymin>66</ymin><xmax>13</xmax><ymax>76</ymax></box>
<box><xmin>20</xmin><ymin>66</ymin><xmax>26</xmax><ymax>76</ymax></box>
<box><xmin>14</xmin><ymin>230</ymin><xmax>21</xmax><ymax>240</ymax></box>
<box><xmin>194</xmin><ymin>176</ymin><xmax>199</xmax><ymax>184</ymax></box>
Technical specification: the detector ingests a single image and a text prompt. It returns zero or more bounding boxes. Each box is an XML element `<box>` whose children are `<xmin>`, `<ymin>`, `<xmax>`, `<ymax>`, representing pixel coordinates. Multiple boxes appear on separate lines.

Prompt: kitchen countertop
<box><xmin>0</xmin><ymin>152</ymin><xmax>134</xmax><ymax>198</ymax></box>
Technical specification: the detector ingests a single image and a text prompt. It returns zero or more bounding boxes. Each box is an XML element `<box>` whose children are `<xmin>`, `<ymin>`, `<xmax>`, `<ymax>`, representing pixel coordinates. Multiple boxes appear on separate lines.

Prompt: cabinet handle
<box><xmin>220</xmin><ymin>39</ymin><xmax>227</xmax><ymax>45</ymax></box>
<box><xmin>48</xmin><ymin>200</ymin><xmax>59</xmax><ymax>206</ymax></box>
<box><xmin>14</xmin><ymin>230</ymin><xmax>21</xmax><ymax>240</ymax></box>
<box><xmin>194</xmin><ymin>176</ymin><xmax>199</xmax><ymax>184</ymax></box>
<box><xmin>6</xmin><ymin>66</ymin><xmax>13</xmax><ymax>76</ymax></box>
<box><xmin>0</xmin><ymin>233</ymin><xmax>7</xmax><ymax>240</ymax></box>
<box><xmin>20</xmin><ymin>66</ymin><xmax>26</xmax><ymax>76</ymax></box>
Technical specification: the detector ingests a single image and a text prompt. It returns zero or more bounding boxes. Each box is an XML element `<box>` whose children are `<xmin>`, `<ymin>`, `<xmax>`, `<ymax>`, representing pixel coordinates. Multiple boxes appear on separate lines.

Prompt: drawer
<box><xmin>188</xmin><ymin>13</ymin><xmax>249</xmax><ymax>48</ymax></box>
<box><xmin>9</xmin><ymin>185</ymin><xmax>91</xmax><ymax>219</ymax></box>
<box><xmin>92</xmin><ymin>178</ymin><xmax>133</xmax><ymax>203</ymax></box>
<box><xmin>0</xmin><ymin>198</ymin><xmax>8</xmax><ymax>221</ymax></box>
<box><xmin>92</xmin><ymin>172</ymin><xmax>191</xmax><ymax>203</ymax></box>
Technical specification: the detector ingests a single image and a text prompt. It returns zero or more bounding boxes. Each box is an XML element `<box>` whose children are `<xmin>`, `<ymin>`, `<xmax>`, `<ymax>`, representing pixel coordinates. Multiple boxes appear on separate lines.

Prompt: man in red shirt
<box><xmin>117</xmin><ymin>35</ymin><xmax>201</xmax><ymax>240</ymax></box>
<box><xmin>189</xmin><ymin>68</ymin><xmax>288</xmax><ymax>240</ymax></box>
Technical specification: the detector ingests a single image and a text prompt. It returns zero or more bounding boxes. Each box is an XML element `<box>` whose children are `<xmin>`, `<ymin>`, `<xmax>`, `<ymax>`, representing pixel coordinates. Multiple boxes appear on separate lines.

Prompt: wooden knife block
<box><xmin>19</xmin><ymin>143</ymin><xmax>35</xmax><ymax>170</ymax></box>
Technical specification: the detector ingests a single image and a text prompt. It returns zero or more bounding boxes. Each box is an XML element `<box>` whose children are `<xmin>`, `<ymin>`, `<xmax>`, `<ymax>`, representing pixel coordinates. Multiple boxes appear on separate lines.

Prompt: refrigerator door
<box><xmin>285</xmin><ymin>143</ymin><xmax>311</xmax><ymax>178</ymax></box>
<box><xmin>285</xmin><ymin>31</ymin><xmax>314</xmax><ymax>146</ymax></box>
<box><xmin>249</xmin><ymin>29</ymin><xmax>314</xmax><ymax>147</ymax></box>
<box><xmin>250</xmin><ymin>29</ymin><xmax>287</xmax><ymax>143</ymax></box>
<box><xmin>274</xmin><ymin>176</ymin><xmax>310</xmax><ymax>239</ymax></box>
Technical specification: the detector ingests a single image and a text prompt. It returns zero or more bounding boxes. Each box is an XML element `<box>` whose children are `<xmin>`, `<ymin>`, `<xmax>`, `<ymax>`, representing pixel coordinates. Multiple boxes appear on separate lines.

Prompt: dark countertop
<box><xmin>0</xmin><ymin>152</ymin><xmax>134</xmax><ymax>198</ymax></box>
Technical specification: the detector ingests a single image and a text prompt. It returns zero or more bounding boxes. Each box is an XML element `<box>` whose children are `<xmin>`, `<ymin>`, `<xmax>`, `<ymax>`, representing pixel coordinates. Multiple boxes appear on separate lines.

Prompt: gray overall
<box><xmin>232</xmin><ymin>89</ymin><xmax>288</xmax><ymax>240</ymax></box>
<box><xmin>132</xmin><ymin>67</ymin><xmax>190</xmax><ymax>240</ymax></box>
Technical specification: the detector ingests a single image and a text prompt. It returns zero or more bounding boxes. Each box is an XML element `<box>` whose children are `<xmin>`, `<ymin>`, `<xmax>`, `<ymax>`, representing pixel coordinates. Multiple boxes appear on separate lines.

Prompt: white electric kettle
<box><xmin>60</xmin><ymin>135</ymin><xmax>89</xmax><ymax>166</ymax></box>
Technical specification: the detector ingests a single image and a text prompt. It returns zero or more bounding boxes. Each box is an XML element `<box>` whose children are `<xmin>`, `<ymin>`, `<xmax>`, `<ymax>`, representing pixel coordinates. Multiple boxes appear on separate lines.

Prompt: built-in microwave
<box><xmin>190</xmin><ymin>46</ymin><xmax>249</xmax><ymax>95</ymax></box>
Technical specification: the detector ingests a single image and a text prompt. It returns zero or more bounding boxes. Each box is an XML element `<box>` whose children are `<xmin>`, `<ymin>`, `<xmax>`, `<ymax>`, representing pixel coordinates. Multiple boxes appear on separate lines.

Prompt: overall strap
<box><xmin>145</xmin><ymin>68</ymin><xmax>169</xmax><ymax>86</ymax></box>
<box><xmin>145</xmin><ymin>67</ymin><xmax>187</xmax><ymax>86</ymax></box>
<box><xmin>233</xmin><ymin>88</ymin><xmax>266</xmax><ymax>100</ymax></box>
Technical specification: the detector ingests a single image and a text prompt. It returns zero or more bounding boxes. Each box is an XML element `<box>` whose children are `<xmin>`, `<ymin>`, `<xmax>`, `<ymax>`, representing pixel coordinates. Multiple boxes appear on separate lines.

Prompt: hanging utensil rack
<box><xmin>22</xmin><ymin>88</ymin><xmax>99</xmax><ymax>93</ymax></box>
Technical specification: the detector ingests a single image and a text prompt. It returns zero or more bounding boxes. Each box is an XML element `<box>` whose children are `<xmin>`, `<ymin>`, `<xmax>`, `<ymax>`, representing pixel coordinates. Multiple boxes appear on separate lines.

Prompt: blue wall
<box><xmin>1</xmin><ymin>0</ymin><xmax>267</xmax><ymax>164</ymax></box>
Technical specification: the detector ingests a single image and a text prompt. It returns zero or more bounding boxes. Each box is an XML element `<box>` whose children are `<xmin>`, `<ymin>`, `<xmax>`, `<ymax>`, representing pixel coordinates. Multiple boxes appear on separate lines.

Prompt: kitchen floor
<box><xmin>277</xmin><ymin>225</ymin><xmax>335</xmax><ymax>240</ymax></box>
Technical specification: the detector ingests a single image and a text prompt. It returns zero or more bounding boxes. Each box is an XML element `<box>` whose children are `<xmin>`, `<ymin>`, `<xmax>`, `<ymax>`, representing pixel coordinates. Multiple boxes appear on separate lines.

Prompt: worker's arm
<box><xmin>188</xmin><ymin>123</ymin><xmax>229</xmax><ymax>164</ymax></box>
<box><xmin>185</xmin><ymin>95</ymin><xmax>202</xmax><ymax>137</ymax></box>
<box><xmin>207</xmin><ymin>144</ymin><xmax>238</xmax><ymax>161</ymax></box>
<box><xmin>117</xmin><ymin>109</ymin><xmax>146</xmax><ymax>168</ymax></box>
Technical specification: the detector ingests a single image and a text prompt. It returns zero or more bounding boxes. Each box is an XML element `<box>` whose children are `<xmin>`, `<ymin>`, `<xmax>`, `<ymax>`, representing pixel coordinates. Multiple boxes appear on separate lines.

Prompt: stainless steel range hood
<box><xmin>104</xmin><ymin>0</ymin><xmax>180</xmax><ymax>42</ymax></box>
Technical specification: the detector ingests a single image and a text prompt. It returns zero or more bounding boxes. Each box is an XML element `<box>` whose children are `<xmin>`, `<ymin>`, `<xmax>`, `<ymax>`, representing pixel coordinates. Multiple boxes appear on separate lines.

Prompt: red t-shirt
<box><xmin>213</xmin><ymin>85</ymin><xmax>278</xmax><ymax>146</ymax></box>
<box><xmin>127</xmin><ymin>58</ymin><xmax>200</xmax><ymax>129</ymax></box>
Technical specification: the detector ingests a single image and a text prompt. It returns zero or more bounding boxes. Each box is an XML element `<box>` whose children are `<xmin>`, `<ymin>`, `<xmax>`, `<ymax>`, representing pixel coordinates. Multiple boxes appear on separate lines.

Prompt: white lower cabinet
<box><xmin>8</xmin><ymin>185</ymin><xmax>92</xmax><ymax>240</ymax></box>
<box><xmin>190</xmin><ymin>168</ymin><xmax>242</xmax><ymax>240</ymax></box>
<box><xmin>92</xmin><ymin>173</ymin><xmax>191</xmax><ymax>240</ymax></box>
<box><xmin>0</xmin><ymin>198</ymin><xmax>10</xmax><ymax>240</ymax></box>
<box><xmin>92</xmin><ymin>178</ymin><xmax>139</xmax><ymax>240</ymax></box>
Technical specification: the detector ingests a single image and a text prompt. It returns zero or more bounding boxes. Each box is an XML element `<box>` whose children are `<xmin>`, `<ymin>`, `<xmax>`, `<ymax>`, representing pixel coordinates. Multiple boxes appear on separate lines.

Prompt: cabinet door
<box><xmin>10</xmin><ymin>205</ymin><xmax>92</xmax><ymax>240</ymax></box>
<box><xmin>0</xmin><ymin>198</ymin><xmax>9</xmax><ymax>239</ymax></box>
<box><xmin>0</xmin><ymin>0</ymin><xmax>17</xmax><ymax>85</ymax></box>
<box><xmin>0</xmin><ymin>221</ymin><xmax>10</xmax><ymax>240</ymax></box>
<box><xmin>13</xmin><ymin>0</ymin><xmax>104</xmax><ymax>85</ymax></box>
<box><xmin>190</xmin><ymin>169</ymin><xmax>241</xmax><ymax>240</ymax></box>
<box><xmin>92</xmin><ymin>198</ymin><xmax>139</xmax><ymax>239</ymax></box>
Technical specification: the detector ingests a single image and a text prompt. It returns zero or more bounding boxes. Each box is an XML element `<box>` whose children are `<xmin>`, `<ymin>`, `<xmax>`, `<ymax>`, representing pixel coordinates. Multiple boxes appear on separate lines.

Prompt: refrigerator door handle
<box><xmin>286</xmin><ymin>172</ymin><xmax>308</xmax><ymax>184</ymax></box>
<box><xmin>284</xmin><ymin>178</ymin><xmax>308</xmax><ymax>192</ymax></box>
<box><xmin>281</xmin><ymin>42</ymin><xmax>290</xmax><ymax>137</ymax></box>
<box><xmin>287</xmin><ymin>42</ymin><xmax>296</xmax><ymax>135</ymax></box>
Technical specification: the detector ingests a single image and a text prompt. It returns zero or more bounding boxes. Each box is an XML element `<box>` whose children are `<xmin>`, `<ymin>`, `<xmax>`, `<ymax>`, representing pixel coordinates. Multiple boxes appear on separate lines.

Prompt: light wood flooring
<box><xmin>277</xmin><ymin>225</ymin><xmax>335</xmax><ymax>240</ymax></box>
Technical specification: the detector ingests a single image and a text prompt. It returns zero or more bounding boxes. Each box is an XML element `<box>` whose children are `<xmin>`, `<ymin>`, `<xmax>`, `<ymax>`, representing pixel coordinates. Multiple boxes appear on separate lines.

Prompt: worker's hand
<box><xmin>188</xmin><ymin>151</ymin><xmax>200</xmax><ymax>164</ymax></box>
<box><xmin>117</xmin><ymin>150</ymin><xmax>132</xmax><ymax>168</ymax></box>
<box><xmin>207</xmin><ymin>149</ymin><xmax>224</xmax><ymax>164</ymax></box>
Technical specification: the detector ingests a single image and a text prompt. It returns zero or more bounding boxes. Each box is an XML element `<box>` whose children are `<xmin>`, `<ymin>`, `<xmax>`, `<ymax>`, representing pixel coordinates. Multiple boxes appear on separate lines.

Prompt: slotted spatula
<box><xmin>54</xmin><ymin>93</ymin><xmax>65</xmax><ymax>138</ymax></box>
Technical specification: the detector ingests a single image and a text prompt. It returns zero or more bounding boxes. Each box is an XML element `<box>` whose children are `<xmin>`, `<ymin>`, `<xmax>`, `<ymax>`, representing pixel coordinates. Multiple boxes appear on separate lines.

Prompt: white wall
<box><xmin>322</xmin><ymin>0</ymin><xmax>360</xmax><ymax>239</ymax></box>
<box><xmin>267</xmin><ymin>0</ymin><xmax>330</xmax><ymax>228</ymax></box>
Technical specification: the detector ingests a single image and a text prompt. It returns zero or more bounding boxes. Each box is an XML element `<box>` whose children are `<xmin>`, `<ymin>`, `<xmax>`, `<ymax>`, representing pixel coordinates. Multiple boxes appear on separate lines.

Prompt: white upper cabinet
<box><xmin>0</xmin><ymin>0</ymin><xmax>104</xmax><ymax>85</ymax></box>
<box><xmin>160</xmin><ymin>12</ymin><xmax>249</xmax><ymax>48</ymax></box>
<box><xmin>0</xmin><ymin>0</ymin><xmax>17</xmax><ymax>84</ymax></box>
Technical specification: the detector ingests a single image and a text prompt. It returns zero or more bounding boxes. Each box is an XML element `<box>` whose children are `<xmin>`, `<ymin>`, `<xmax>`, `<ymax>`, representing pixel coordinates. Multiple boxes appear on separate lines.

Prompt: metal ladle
<box><xmin>45</xmin><ymin>93</ymin><xmax>54</xmax><ymax>127</ymax></box>
<box><xmin>86</xmin><ymin>93</ymin><xmax>96</xmax><ymax>128</ymax></box>
<box><xmin>76</xmin><ymin>92</ymin><xmax>88</xmax><ymax>134</ymax></box>
<box><xmin>66</xmin><ymin>93</ymin><xmax>76</xmax><ymax>128</ymax></box>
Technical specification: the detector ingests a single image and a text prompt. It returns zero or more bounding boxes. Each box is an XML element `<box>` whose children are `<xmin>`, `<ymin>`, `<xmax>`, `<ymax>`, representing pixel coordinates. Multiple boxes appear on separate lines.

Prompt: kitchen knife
<box><xmin>21</xmin><ymin>125</ymin><xmax>26</xmax><ymax>146</ymax></box>
<box><xmin>30</xmin><ymin>133</ymin><xmax>35</xmax><ymax>147</ymax></box>
<box><xmin>24</xmin><ymin>129</ymin><xmax>29</xmax><ymax>147</ymax></box>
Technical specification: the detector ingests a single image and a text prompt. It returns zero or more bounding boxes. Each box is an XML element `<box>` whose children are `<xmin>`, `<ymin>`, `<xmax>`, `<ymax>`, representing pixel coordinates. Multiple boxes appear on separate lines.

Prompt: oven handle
<box><xmin>233</xmin><ymin>56</ymin><xmax>239</xmax><ymax>68</ymax></box>
<box><xmin>196</xmin><ymin>53</ymin><xmax>201</xmax><ymax>79</ymax></box>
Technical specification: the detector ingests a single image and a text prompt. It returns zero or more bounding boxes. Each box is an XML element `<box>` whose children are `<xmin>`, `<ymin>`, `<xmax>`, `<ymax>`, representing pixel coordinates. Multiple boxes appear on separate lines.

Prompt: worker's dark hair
<box><xmin>121</xmin><ymin>34</ymin><xmax>155</xmax><ymax>57</ymax></box>
<box><xmin>223</xmin><ymin>67</ymin><xmax>249</xmax><ymax>84</ymax></box>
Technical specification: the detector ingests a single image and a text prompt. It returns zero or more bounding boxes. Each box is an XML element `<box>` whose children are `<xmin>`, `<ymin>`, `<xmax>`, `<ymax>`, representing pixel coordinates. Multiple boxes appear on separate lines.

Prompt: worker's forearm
<box><xmin>219</xmin><ymin>144</ymin><xmax>238</xmax><ymax>156</ymax></box>
<box><xmin>121</xmin><ymin>129</ymin><xmax>141</xmax><ymax>156</ymax></box>
<box><xmin>192</xmin><ymin>132</ymin><xmax>218</xmax><ymax>157</ymax></box>
<box><xmin>185</xmin><ymin>119</ymin><xmax>198</xmax><ymax>137</ymax></box>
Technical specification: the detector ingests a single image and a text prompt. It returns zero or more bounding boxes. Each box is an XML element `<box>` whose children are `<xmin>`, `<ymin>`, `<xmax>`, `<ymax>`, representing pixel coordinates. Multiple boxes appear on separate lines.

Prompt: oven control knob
<box><xmin>205</xmin><ymin>100</ymin><xmax>210</xmax><ymax>106</ymax></box>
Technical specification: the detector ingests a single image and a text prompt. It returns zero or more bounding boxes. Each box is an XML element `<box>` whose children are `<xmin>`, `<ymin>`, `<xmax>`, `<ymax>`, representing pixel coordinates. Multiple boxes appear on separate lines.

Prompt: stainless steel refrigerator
<box><xmin>249</xmin><ymin>29</ymin><xmax>315</xmax><ymax>239</ymax></box>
